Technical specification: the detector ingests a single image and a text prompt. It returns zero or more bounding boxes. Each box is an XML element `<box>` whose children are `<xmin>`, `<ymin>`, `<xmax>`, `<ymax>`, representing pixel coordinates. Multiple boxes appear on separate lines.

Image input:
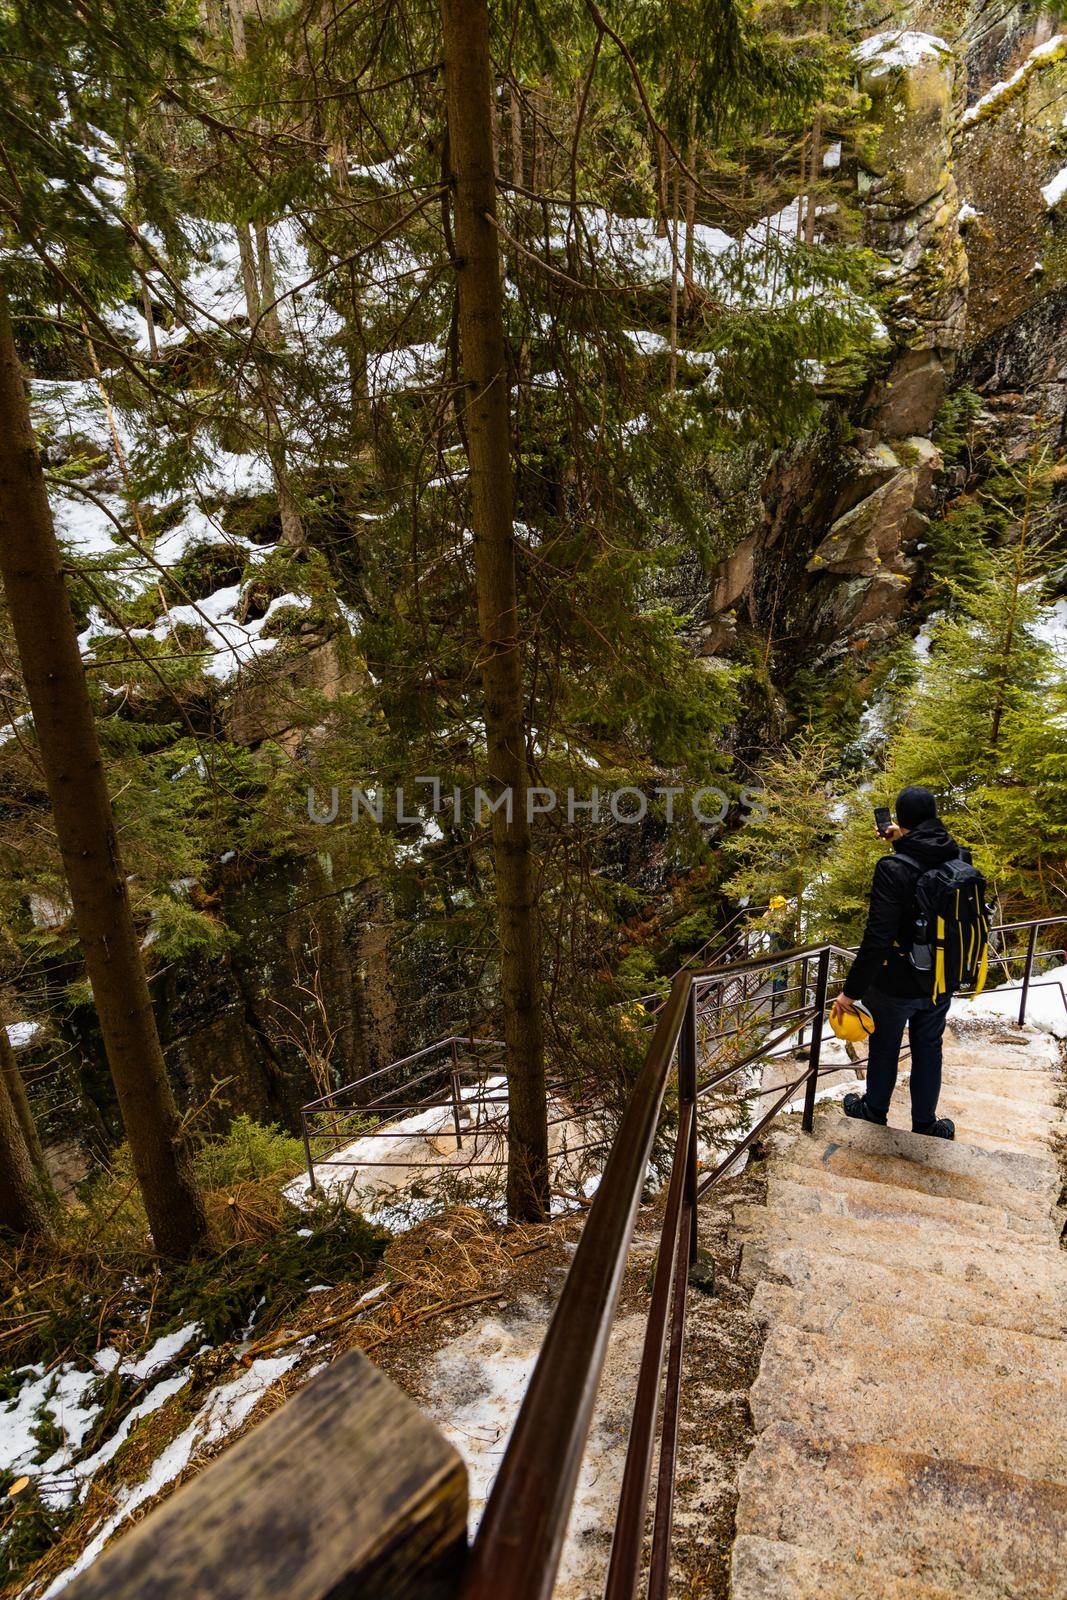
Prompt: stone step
<box><xmin>813</xmin><ymin>1089</ymin><xmax>1062</xmax><ymax>1153</ymax></box>
<box><xmin>764</xmin><ymin>1166</ymin><xmax>1054</xmax><ymax>1242</ymax></box>
<box><xmin>780</xmin><ymin>1123</ymin><xmax>1058</xmax><ymax>1225</ymax></box>
<box><xmin>810</xmin><ymin>1113</ymin><xmax>1060</xmax><ymax>1199</ymax></box>
<box><xmin>731</xmin><ymin>1206</ymin><xmax>1067</xmax><ymax>1310</ymax></box>
<box><xmin>942</xmin><ymin>1042</ymin><xmax>1058</xmax><ymax>1073</ymax></box>
<box><xmin>939</xmin><ymin>1083</ymin><xmax>1063</xmax><ymax>1124</ymax></box>
<box><xmin>749</xmin><ymin>1280</ymin><xmax>1067</xmax><ymax>1380</ymax></box>
<box><xmin>940</xmin><ymin>1067</ymin><xmax>1060</xmax><ymax>1105</ymax></box>
<box><xmin>731</xmin><ymin>1536</ymin><xmax>960</xmax><ymax>1600</ymax></box>
<box><xmin>738</xmin><ymin>1239</ymin><xmax>1067</xmax><ymax>1340</ymax></box>
<box><xmin>749</xmin><ymin>1322</ymin><xmax>1067</xmax><ymax>1484</ymax></box>
<box><xmin>734</xmin><ymin>1421</ymin><xmax>1067</xmax><ymax>1600</ymax></box>
<box><xmin>894</xmin><ymin>1099</ymin><xmax>1059</xmax><ymax>1156</ymax></box>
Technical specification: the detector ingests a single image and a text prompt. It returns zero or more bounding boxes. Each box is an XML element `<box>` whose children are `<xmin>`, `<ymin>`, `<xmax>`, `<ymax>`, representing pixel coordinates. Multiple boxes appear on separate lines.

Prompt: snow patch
<box><xmin>39</xmin><ymin>1353</ymin><xmax>301</xmax><ymax>1598</ymax></box>
<box><xmin>853</xmin><ymin>31</ymin><xmax>952</xmax><ymax>77</ymax></box>
<box><xmin>960</xmin><ymin>35</ymin><xmax>1067</xmax><ymax>129</ymax></box>
<box><xmin>1042</xmin><ymin>164</ymin><xmax>1067</xmax><ymax>209</ymax></box>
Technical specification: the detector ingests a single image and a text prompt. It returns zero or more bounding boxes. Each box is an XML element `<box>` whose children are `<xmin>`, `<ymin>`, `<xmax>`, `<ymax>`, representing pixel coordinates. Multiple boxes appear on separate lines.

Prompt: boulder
<box><xmin>855</xmin><ymin>32</ymin><xmax>958</xmax><ymax>210</ymax></box>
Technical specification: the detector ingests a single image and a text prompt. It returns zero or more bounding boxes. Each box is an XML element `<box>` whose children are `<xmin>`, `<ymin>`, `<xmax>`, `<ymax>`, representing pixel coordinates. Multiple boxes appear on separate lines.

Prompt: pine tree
<box><xmin>0</xmin><ymin>1055</ymin><xmax>52</xmax><ymax>1240</ymax></box>
<box><xmin>0</xmin><ymin>1018</ymin><xmax>49</xmax><ymax>1189</ymax></box>
<box><xmin>724</xmin><ymin>731</ymin><xmax>843</xmax><ymax>943</ymax></box>
<box><xmin>0</xmin><ymin>290</ymin><xmax>209</xmax><ymax>1258</ymax></box>
<box><xmin>440</xmin><ymin>0</ymin><xmax>549</xmax><ymax>1221</ymax></box>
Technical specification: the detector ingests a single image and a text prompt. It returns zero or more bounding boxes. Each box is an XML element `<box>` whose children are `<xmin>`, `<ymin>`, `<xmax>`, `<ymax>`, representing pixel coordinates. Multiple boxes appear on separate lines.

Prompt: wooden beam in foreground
<box><xmin>62</xmin><ymin>1350</ymin><xmax>469</xmax><ymax>1600</ymax></box>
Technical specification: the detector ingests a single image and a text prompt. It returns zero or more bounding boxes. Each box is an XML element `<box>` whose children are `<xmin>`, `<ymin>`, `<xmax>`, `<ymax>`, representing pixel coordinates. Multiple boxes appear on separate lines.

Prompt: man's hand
<box><xmin>831</xmin><ymin>993</ymin><xmax>858</xmax><ymax>1023</ymax></box>
<box><xmin>883</xmin><ymin>823</ymin><xmax>905</xmax><ymax>842</ymax></box>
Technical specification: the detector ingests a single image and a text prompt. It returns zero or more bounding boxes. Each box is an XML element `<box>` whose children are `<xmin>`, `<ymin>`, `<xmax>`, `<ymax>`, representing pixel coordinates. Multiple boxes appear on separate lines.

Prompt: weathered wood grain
<box><xmin>61</xmin><ymin>1350</ymin><xmax>468</xmax><ymax>1600</ymax></box>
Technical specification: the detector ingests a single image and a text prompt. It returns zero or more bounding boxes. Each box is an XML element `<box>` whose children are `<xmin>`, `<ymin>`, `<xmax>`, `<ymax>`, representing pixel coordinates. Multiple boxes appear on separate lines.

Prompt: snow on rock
<box><xmin>822</xmin><ymin>141</ymin><xmax>842</xmax><ymax>170</ymax></box>
<box><xmin>853</xmin><ymin>30</ymin><xmax>952</xmax><ymax>77</ymax></box>
<box><xmin>39</xmin><ymin>1352</ymin><xmax>302</xmax><ymax>1600</ymax></box>
<box><xmin>1042</xmin><ymin>164</ymin><xmax>1067</xmax><ymax>210</ymax></box>
<box><xmin>82</xmin><ymin>582</ymin><xmax>313</xmax><ymax>682</ymax></box>
<box><xmin>960</xmin><ymin>34</ymin><xmax>1067</xmax><ymax>129</ymax></box>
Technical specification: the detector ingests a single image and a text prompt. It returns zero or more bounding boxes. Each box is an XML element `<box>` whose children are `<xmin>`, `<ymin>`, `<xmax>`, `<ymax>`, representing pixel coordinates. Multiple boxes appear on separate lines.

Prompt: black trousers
<box><xmin>863</xmin><ymin>987</ymin><xmax>951</xmax><ymax>1129</ymax></box>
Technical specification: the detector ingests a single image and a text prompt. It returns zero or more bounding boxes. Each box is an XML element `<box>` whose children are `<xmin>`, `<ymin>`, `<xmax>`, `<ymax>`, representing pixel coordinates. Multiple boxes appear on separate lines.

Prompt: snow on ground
<box><xmin>425</xmin><ymin>1303</ymin><xmax>645</xmax><ymax>1597</ymax></box>
<box><xmin>286</xmin><ymin>1071</ymin><xmax>606</xmax><ymax>1232</ymax></box>
<box><xmin>953</xmin><ymin>961</ymin><xmax>1067</xmax><ymax>1038</ymax></box>
<box><xmin>7</xmin><ymin>1020</ymin><xmax>42</xmax><ymax>1048</ymax></box>
<box><xmin>38</xmin><ymin>1351</ymin><xmax>302</xmax><ymax>1600</ymax></box>
<box><xmin>0</xmin><ymin>1323</ymin><xmax>208</xmax><ymax>1519</ymax></box>
<box><xmin>1033</xmin><ymin>594</ymin><xmax>1067</xmax><ymax>657</ymax></box>
<box><xmin>79</xmin><ymin>583</ymin><xmax>313</xmax><ymax>681</ymax></box>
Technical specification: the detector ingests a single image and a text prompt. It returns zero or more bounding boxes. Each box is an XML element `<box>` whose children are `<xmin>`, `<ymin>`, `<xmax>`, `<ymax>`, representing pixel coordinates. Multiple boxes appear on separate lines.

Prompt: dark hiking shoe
<box><xmin>913</xmin><ymin>1117</ymin><xmax>955</xmax><ymax>1140</ymax></box>
<box><xmin>843</xmin><ymin>1092</ymin><xmax>888</xmax><ymax>1126</ymax></box>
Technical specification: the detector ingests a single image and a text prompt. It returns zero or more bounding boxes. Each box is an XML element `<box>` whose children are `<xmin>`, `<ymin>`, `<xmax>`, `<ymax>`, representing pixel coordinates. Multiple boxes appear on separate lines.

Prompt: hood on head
<box><xmin>893</xmin><ymin>815</ymin><xmax>958</xmax><ymax>866</ymax></box>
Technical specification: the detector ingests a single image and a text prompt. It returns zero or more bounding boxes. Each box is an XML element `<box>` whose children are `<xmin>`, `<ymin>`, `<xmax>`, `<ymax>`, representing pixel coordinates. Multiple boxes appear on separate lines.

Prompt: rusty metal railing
<box><xmin>459</xmin><ymin>912</ymin><xmax>1067</xmax><ymax>1600</ymax></box>
<box><xmin>298</xmin><ymin>908</ymin><xmax>773</xmax><ymax>1193</ymax></box>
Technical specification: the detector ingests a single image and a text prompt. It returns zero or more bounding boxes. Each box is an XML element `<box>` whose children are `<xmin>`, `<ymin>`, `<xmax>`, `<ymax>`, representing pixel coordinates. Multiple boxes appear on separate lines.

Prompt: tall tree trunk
<box><xmin>235</xmin><ymin>222</ymin><xmax>306</xmax><ymax>547</ymax></box>
<box><xmin>0</xmin><ymin>291</ymin><xmax>209</xmax><ymax>1258</ymax></box>
<box><xmin>804</xmin><ymin>111</ymin><xmax>822</xmax><ymax>246</ymax></box>
<box><xmin>440</xmin><ymin>0</ymin><xmax>549</xmax><ymax>1222</ymax></box>
<box><xmin>669</xmin><ymin>165</ymin><xmax>681</xmax><ymax>393</ymax></box>
<box><xmin>139</xmin><ymin>274</ymin><xmax>159</xmax><ymax>360</ymax></box>
<box><xmin>0</xmin><ymin>1023</ymin><xmax>48</xmax><ymax>1188</ymax></box>
<box><xmin>684</xmin><ymin>115</ymin><xmax>697</xmax><ymax>306</ymax></box>
<box><xmin>509</xmin><ymin>85</ymin><xmax>524</xmax><ymax>188</ymax></box>
<box><xmin>221</xmin><ymin>4</ymin><xmax>306</xmax><ymax>549</ymax></box>
<box><xmin>0</xmin><ymin>1056</ymin><xmax>51</xmax><ymax>1240</ymax></box>
<box><xmin>656</xmin><ymin>129</ymin><xmax>669</xmax><ymax>237</ymax></box>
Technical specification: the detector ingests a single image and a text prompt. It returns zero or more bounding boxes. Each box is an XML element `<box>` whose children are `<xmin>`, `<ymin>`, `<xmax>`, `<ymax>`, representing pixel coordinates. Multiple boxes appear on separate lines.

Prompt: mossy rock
<box><xmin>221</xmin><ymin>492</ymin><xmax>283</xmax><ymax>546</ymax></box>
<box><xmin>857</xmin><ymin>35</ymin><xmax>957</xmax><ymax>209</ymax></box>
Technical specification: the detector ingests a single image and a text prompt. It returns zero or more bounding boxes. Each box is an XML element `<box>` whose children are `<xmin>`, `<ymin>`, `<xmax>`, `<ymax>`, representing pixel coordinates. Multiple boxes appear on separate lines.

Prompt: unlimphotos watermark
<box><xmin>306</xmin><ymin>779</ymin><xmax>768</xmax><ymax>828</ymax></box>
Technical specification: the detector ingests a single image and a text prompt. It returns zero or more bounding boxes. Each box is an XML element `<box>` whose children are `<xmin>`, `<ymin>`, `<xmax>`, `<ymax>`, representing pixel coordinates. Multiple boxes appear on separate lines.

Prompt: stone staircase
<box><xmin>727</xmin><ymin>1026</ymin><xmax>1067</xmax><ymax>1599</ymax></box>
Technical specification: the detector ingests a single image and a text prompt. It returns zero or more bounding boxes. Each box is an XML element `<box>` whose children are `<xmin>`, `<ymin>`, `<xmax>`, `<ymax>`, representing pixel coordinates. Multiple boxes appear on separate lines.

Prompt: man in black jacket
<box><xmin>830</xmin><ymin>786</ymin><xmax>958</xmax><ymax>1139</ymax></box>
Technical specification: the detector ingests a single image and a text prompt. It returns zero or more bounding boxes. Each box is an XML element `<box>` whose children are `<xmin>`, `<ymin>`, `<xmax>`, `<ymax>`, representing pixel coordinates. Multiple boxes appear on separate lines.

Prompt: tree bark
<box><xmin>669</xmin><ymin>164</ymin><xmax>681</xmax><ymax>392</ymax></box>
<box><xmin>0</xmin><ymin>290</ymin><xmax>209</xmax><ymax>1258</ymax></box>
<box><xmin>440</xmin><ymin>0</ymin><xmax>549</xmax><ymax>1222</ymax></box>
<box><xmin>221</xmin><ymin>1</ymin><xmax>306</xmax><ymax>550</ymax></box>
<box><xmin>509</xmin><ymin>85</ymin><xmax>524</xmax><ymax>189</ymax></box>
<box><xmin>684</xmin><ymin>119</ymin><xmax>697</xmax><ymax>306</ymax></box>
<box><xmin>0</xmin><ymin>1052</ymin><xmax>51</xmax><ymax>1240</ymax></box>
<box><xmin>0</xmin><ymin>1022</ymin><xmax>48</xmax><ymax>1188</ymax></box>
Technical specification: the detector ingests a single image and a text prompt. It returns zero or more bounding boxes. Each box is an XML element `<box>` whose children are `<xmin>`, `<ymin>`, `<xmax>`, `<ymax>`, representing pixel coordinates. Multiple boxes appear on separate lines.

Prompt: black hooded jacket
<box><xmin>843</xmin><ymin>817</ymin><xmax>962</xmax><ymax>1000</ymax></box>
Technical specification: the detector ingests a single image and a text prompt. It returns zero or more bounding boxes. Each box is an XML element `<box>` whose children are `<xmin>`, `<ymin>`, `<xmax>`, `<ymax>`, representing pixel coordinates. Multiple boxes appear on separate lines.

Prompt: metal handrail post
<box><xmin>449</xmin><ymin>1037</ymin><xmax>465</xmax><ymax>1150</ymax></box>
<box><xmin>801</xmin><ymin>948</ymin><xmax>830</xmax><ymax>1132</ymax></box>
<box><xmin>302</xmin><ymin>1111</ymin><xmax>317</xmax><ymax>1193</ymax></box>
<box><xmin>796</xmin><ymin>955</ymin><xmax>810</xmax><ymax>1049</ymax></box>
<box><xmin>1018</xmin><ymin>921</ymin><xmax>1040</xmax><ymax>1027</ymax></box>
<box><xmin>679</xmin><ymin>983</ymin><xmax>699</xmax><ymax>1265</ymax></box>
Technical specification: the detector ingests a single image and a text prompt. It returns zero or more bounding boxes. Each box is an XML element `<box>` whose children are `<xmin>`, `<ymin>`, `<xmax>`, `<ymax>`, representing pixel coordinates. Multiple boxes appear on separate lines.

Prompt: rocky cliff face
<box><xmin>701</xmin><ymin>10</ymin><xmax>1066</xmax><ymax>675</ymax></box>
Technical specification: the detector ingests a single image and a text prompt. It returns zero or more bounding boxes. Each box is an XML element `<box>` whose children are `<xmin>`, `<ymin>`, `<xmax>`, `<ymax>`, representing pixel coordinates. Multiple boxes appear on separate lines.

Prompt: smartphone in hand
<box><xmin>873</xmin><ymin>806</ymin><xmax>892</xmax><ymax>838</ymax></box>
